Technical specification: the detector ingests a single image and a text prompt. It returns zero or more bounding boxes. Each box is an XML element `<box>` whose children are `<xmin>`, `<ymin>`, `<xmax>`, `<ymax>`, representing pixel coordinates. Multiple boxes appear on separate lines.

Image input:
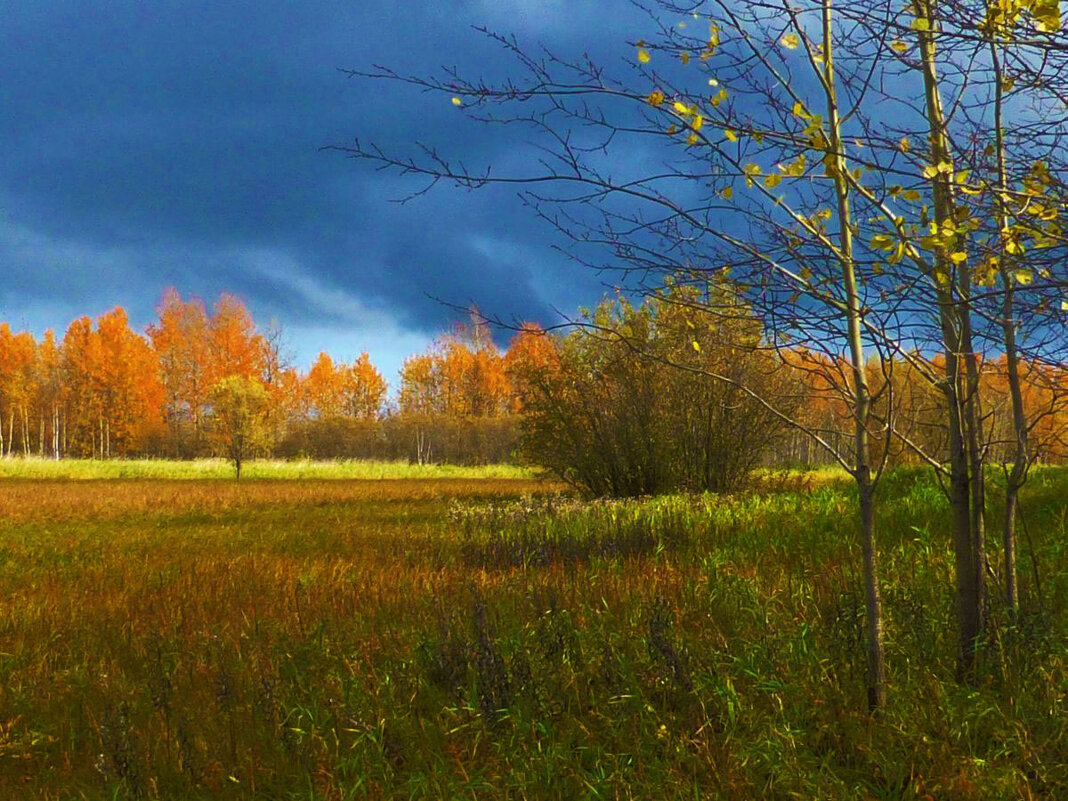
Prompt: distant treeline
<box><xmin>0</xmin><ymin>285</ymin><xmax>1065</xmax><ymax>486</ymax></box>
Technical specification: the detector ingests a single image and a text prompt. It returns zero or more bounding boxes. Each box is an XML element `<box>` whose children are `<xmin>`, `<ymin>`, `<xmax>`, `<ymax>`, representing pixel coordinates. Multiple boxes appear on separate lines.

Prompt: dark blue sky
<box><xmin>1</xmin><ymin>1</ymin><xmax>649</xmax><ymax>380</ymax></box>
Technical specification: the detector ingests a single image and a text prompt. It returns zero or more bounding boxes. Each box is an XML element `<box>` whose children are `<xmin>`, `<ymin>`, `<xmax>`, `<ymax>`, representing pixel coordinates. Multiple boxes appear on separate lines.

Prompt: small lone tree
<box><xmin>209</xmin><ymin>376</ymin><xmax>270</xmax><ymax>479</ymax></box>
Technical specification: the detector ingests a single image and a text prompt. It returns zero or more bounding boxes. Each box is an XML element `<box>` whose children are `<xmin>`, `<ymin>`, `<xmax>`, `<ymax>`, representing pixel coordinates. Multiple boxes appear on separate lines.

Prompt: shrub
<box><xmin>508</xmin><ymin>281</ymin><xmax>794</xmax><ymax>496</ymax></box>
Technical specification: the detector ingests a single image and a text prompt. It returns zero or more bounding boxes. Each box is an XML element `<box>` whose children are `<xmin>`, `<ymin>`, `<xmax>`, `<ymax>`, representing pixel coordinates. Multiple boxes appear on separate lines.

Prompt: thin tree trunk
<box><xmin>916</xmin><ymin>0</ymin><xmax>982</xmax><ymax>679</ymax></box>
<box><xmin>822</xmin><ymin>0</ymin><xmax>885</xmax><ymax>709</ymax></box>
<box><xmin>989</xmin><ymin>33</ymin><xmax>1027</xmax><ymax>617</ymax></box>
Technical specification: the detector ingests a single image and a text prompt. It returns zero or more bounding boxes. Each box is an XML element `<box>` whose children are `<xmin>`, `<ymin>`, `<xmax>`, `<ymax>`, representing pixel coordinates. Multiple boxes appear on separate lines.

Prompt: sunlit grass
<box><xmin>0</xmin><ymin>468</ymin><xmax>1064</xmax><ymax>798</ymax></box>
<box><xmin>0</xmin><ymin>456</ymin><xmax>538</xmax><ymax>481</ymax></box>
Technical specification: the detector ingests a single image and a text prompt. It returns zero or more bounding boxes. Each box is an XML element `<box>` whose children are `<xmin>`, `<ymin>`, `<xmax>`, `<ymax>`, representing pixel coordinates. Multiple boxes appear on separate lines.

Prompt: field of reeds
<box><xmin>0</xmin><ymin>467</ymin><xmax>1065</xmax><ymax>799</ymax></box>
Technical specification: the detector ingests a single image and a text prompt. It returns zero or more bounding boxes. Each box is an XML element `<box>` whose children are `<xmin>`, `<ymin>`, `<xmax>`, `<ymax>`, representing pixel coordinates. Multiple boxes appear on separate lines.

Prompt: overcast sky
<box><xmin>2</xmin><ymin>1</ymin><xmax>652</xmax><ymax>382</ymax></box>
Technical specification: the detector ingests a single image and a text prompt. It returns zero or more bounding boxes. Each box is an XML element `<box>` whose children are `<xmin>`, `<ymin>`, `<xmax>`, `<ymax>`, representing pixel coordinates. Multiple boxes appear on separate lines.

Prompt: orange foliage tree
<box><xmin>147</xmin><ymin>289</ymin><xmax>212</xmax><ymax>454</ymax></box>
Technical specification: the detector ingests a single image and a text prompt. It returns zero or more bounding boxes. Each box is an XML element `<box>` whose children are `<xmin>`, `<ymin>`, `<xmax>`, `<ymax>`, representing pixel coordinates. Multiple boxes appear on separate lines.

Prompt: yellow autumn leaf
<box><xmin>692</xmin><ymin>340</ymin><xmax>701</xmax><ymax>352</ymax></box>
<box><xmin>890</xmin><ymin>40</ymin><xmax>909</xmax><ymax>54</ymax></box>
<box><xmin>1014</xmin><ymin>269</ymin><xmax>1033</xmax><ymax>284</ymax></box>
<box><xmin>687</xmin><ymin>132</ymin><xmax>700</xmax><ymax>146</ymax></box>
<box><xmin>765</xmin><ymin>173</ymin><xmax>782</xmax><ymax>188</ymax></box>
<box><xmin>720</xmin><ymin>185</ymin><xmax>734</xmax><ymax>200</ymax></box>
<box><xmin>638</xmin><ymin>48</ymin><xmax>651</xmax><ymax>64</ymax></box>
<box><xmin>724</xmin><ymin>129</ymin><xmax>738</xmax><ymax>142</ymax></box>
<box><xmin>922</xmin><ymin>164</ymin><xmax>939</xmax><ymax>179</ymax></box>
<box><xmin>1061</xmin><ymin>300</ymin><xmax>1068</xmax><ymax>311</ymax></box>
<box><xmin>800</xmin><ymin>266</ymin><xmax>813</xmax><ymax>280</ymax></box>
<box><xmin>949</xmin><ymin>251</ymin><xmax>968</xmax><ymax>263</ymax></box>
<box><xmin>647</xmin><ymin>89</ymin><xmax>665</xmax><ymax>107</ymax></box>
<box><xmin>903</xmin><ymin>189</ymin><xmax>922</xmax><ymax>201</ymax></box>
<box><xmin>451</xmin><ymin>97</ymin><xmax>463</xmax><ymax>107</ymax></box>
<box><xmin>692</xmin><ymin>115</ymin><xmax>704</xmax><ymax>131</ymax></box>
<box><xmin>781</xmin><ymin>33</ymin><xmax>801</xmax><ymax>49</ymax></box>
<box><xmin>912</xmin><ymin>17</ymin><xmax>932</xmax><ymax>31</ymax></box>
<box><xmin>1031</xmin><ymin>0</ymin><xmax>1061</xmax><ymax>32</ymax></box>
<box><xmin>899</xmin><ymin>136</ymin><xmax>912</xmax><ymax>153</ymax></box>
<box><xmin>680</xmin><ymin>51</ymin><xmax>691</xmax><ymax>65</ymax></box>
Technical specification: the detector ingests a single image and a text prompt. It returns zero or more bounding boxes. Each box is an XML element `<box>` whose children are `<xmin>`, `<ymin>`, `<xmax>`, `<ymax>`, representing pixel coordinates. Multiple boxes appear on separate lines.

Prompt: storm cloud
<box><xmin>1</xmin><ymin>0</ymin><xmax>648</xmax><ymax>379</ymax></box>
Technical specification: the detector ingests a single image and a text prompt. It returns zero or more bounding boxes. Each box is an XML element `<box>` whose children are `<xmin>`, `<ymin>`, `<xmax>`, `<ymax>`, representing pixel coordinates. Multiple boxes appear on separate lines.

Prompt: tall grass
<box><xmin>0</xmin><ymin>468</ymin><xmax>1064</xmax><ymax>798</ymax></box>
<box><xmin>0</xmin><ymin>456</ymin><xmax>537</xmax><ymax>481</ymax></box>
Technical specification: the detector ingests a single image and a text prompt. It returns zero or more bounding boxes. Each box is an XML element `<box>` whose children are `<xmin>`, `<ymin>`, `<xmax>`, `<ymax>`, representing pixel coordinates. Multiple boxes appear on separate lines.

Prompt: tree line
<box><xmin>1</xmin><ymin>283</ymin><xmax>1063</xmax><ymax>477</ymax></box>
<box><xmin>0</xmin><ymin>289</ymin><xmax>519</xmax><ymax>463</ymax></box>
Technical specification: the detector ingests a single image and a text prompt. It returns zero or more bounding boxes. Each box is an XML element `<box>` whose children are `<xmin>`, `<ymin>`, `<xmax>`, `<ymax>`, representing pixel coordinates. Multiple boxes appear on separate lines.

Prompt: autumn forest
<box><xmin>1</xmin><ymin>286</ymin><xmax>1065</xmax><ymax>479</ymax></box>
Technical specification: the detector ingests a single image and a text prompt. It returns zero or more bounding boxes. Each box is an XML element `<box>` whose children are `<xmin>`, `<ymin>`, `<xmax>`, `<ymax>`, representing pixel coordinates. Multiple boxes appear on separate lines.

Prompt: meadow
<box><xmin>0</xmin><ymin>457</ymin><xmax>536</xmax><ymax>482</ymax></box>
<box><xmin>0</xmin><ymin>466</ymin><xmax>1065</xmax><ymax>799</ymax></box>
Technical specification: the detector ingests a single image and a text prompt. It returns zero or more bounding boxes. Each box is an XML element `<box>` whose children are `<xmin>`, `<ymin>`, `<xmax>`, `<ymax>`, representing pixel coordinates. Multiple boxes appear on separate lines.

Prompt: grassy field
<box><xmin>0</xmin><ymin>457</ymin><xmax>537</xmax><ymax>481</ymax></box>
<box><xmin>0</xmin><ymin>468</ymin><xmax>1065</xmax><ymax>799</ymax></box>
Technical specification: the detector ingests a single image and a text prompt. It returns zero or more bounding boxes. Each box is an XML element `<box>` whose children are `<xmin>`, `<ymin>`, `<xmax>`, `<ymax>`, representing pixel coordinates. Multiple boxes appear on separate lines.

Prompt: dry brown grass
<box><xmin>0</xmin><ymin>477</ymin><xmax>557</xmax><ymax>525</ymax></box>
<box><xmin>0</xmin><ymin>471</ymin><xmax>1064</xmax><ymax>799</ymax></box>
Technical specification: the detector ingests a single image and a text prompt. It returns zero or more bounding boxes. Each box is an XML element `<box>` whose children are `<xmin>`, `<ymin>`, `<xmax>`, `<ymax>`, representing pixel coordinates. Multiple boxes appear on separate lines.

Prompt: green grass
<box><xmin>0</xmin><ymin>468</ymin><xmax>1065</xmax><ymax>798</ymax></box>
<box><xmin>0</xmin><ymin>456</ymin><xmax>538</xmax><ymax>481</ymax></box>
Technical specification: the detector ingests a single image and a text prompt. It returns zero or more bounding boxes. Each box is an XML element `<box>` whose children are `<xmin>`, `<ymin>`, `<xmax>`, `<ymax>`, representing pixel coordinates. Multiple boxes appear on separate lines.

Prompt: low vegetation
<box><xmin>0</xmin><ymin>468</ymin><xmax>1064</xmax><ymax>799</ymax></box>
<box><xmin>0</xmin><ymin>457</ymin><xmax>538</xmax><ymax>481</ymax></box>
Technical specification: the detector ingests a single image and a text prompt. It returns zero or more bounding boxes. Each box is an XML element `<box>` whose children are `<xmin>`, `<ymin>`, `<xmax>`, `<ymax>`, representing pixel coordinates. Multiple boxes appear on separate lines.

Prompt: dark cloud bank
<box><xmin>1</xmin><ymin>0</ymin><xmax>651</xmax><ymax>377</ymax></box>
